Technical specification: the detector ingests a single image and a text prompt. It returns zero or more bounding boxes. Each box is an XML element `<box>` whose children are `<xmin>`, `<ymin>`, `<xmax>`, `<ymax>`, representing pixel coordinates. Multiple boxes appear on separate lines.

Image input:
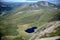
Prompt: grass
<box><xmin>0</xmin><ymin>9</ymin><xmax>60</xmax><ymax>40</ymax></box>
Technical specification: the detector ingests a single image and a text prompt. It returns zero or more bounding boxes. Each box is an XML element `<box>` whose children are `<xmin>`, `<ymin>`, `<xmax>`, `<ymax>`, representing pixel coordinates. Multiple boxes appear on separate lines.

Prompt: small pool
<box><xmin>25</xmin><ymin>26</ymin><xmax>37</xmax><ymax>33</ymax></box>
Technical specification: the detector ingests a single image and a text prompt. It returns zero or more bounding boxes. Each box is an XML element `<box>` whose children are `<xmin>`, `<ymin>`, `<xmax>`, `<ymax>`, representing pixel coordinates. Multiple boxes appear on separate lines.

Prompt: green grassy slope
<box><xmin>0</xmin><ymin>9</ymin><xmax>60</xmax><ymax>40</ymax></box>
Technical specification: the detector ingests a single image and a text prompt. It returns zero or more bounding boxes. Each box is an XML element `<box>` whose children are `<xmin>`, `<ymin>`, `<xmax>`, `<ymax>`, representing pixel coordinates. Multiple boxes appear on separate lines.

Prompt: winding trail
<box><xmin>37</xmin><ymin>36</ymin><xmax>60</xmax><ymax>40</ymax></box>
<box><xmin>29</xmin><ymin>21</ymin><xmax>60</xmax><ymax>40</ymax></box>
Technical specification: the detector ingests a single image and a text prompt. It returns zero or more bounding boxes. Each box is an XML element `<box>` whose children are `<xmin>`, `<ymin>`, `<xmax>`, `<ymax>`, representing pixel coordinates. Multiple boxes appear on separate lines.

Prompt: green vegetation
<box><xmin>40</xmin><ymin>26</ymin><xmax>60</xmax><ymax>38</ymax></box>
<box><xmin>0</xmin><ymin>16</ymin><xmax>18</xmax><ymax>40</ymax></box>
<box><xmin>0</xmin><ymin>22</ymin><xmax>18</xmax><ymax>36</ymax></box>
<box><xmin>50</xmin><ymin>11</ymin><xmax>60</xmax><ymax>21</ymax></box>
<box><xmin>14</xmin><ymin>36</ymin><xmax>25</xmax><ymax>40</ymax></box>
<box><xmin>0</xmin><ymin>9</ymin><xmax>60</xmax><ymax>40</ymax></box>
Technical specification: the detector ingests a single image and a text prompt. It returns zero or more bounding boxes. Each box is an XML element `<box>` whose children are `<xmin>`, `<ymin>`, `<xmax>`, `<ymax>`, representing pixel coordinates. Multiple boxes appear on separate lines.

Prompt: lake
<box><xmin>25</xmin><ymin>26</ymin><xmax>37</xmax><ymax>33</ymax></box>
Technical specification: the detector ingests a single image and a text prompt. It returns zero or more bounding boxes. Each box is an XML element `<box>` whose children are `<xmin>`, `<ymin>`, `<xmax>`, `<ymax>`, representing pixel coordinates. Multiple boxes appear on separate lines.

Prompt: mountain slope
<box><xmin>29</xmin><ymin>21</ymin><xmax>60</xmax><ymax>40</ymax></box>
<box><xmin>3</xmin><ymin>1</ymin><xmax>58</xmax><ymax>16</ymax></box>
<box><xmin>19</xmin><ymin>1</ymin><xmax>58</xmax><ymax>10</ymax></box>
<box><xmin>0</xmin><ymin>2</ymin><xmax>30</xmax><ymax>15</ymax></box>
<box><xmin>0</xmin><ymin>9</ymin><xmax>60</xmax><ymax>40</ymax></box>
<box><xmin>0</xmin><ymin>1</ymin><xmax>60</xmax><ymax>40</ymax></box>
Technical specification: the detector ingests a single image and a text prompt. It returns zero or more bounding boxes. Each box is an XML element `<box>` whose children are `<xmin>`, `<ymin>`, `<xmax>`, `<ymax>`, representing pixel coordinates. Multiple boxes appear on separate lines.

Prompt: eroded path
<box><xmin>29</xmin><ymin>21</ymin><xmax>60</xmax><ymax>40</ymax></box>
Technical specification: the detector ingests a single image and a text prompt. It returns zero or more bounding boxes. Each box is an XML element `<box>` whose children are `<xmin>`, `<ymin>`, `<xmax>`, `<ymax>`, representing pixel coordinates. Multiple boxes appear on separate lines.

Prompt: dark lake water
<box><xmin>25</xmin><ymin>26</ymin><xmax>37</xmax><ymax>33</ymax></box>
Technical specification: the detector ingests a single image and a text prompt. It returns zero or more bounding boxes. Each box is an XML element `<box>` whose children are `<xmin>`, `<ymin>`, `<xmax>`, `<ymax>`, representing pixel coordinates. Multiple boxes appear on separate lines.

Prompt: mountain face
<box><xmin>37</xmin><ymin>1</ymin><xmax>57</xmax><ymax>7</ymax></box>
<box><xmin>0</xmin><ymin>2</ymin><xmax>23</xmax><ymax>12</ymax></box>
<box><xmin>0</xmin><ymin>2</ymin><xmax>31</xmax><ymax>14</ymax></box>
<box><xmin>0</xmin><ymin>1</ymin><xmax>59</xmax><ymax>16</ymax></box>
<box><xmin>12</xmin><ymin>1</ymin><xmax>58</xmax><ymax>12</ymax></box>
<box><xmin>0</xmin><ymin>1</ymin><xmax>59</xmax><ymax>13</ymax></box>
<box><xmin>28</xmin><ymin>1</ymin><xmax>57</xmax><ymax>10</ymax></box>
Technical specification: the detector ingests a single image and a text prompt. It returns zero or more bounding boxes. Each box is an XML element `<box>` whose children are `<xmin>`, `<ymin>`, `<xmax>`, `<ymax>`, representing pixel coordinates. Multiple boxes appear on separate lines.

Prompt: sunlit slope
<box><xmin>1</xmin><ymin>9</ymin><xmax>60</xmax><ymax>40</ymax></box>
<box><xmin>5</xmin><ymin>9</ymin><xmax>60</xmax><ymax>25</ymax></box>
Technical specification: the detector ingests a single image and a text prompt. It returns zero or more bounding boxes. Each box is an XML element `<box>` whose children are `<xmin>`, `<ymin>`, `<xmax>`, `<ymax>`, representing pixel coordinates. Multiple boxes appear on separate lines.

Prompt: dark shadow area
<box><xmin>50</xmin><ymin>13</ymin><xmax>60</xmax><ymax>21</ymax></box>
<box><xmin>0</xmin><ymin>32</ymin><xmax>3</xmax><ymax>40</ymax></box>
<box><xmin>56</xmin><ymin>38</ymin><xmax>60</xmax><ymax>40</ymax></box>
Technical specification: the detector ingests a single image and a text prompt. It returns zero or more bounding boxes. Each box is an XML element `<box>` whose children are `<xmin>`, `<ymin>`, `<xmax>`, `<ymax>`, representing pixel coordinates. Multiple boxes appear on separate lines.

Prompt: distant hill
<box><xmin>20</xmin><ymin>1</ymin><xmax>59</xmax><ymax>10</ymax></box>
<box><xmin>0</xmin><ymin>2</ymin><xmax>23</xmax><ymax>12</ymax></box>
<box><xmin>0</xmin><ymin>2</ymin><xmax>32</xmax><ymax>14</ymax></box>
<box><xmin>7</xmin><ymin>1</ymin><xmax>59</xmax><ymax>13</ymax></box>
<box><xmin>0</xmin><ymin>1</ymin><xmax>60</xmax><ymax>15</ymax></box>
<box><xmin>0</xmin><ymin>1</ymin><xmax>59</xmax><ymax>13</ymax></box>
<box><xmin>36</xmin><ymin>1</ymin><xmax>57</xmax><ymax>7</ymax></box>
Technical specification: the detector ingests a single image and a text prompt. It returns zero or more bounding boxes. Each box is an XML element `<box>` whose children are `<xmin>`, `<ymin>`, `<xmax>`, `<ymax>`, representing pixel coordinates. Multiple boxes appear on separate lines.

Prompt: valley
<box><xmin>0</xmin><ymin>1</ymin><xmax>60</xmax><ymax>40</ymax></box>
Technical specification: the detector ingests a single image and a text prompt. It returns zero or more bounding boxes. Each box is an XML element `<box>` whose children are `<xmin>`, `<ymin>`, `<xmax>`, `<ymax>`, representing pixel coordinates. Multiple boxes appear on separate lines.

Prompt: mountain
<box><xmin>0</xmin><ymin>1</ymin><xmax>59</xmax><ymax>15</ymax></box>
<box><xmin>0</xmin><ymin>1</ymin><xmax>59</xmax><ymax>13</ymax></box>
<box><xmin>27</xmin><ymin>1</ymin><xmax>58</xmax><ymax>10</ymax></box>
<box><xmin>0</xmin><ymin>2</ymin><xmax>23</xmax><ymax>12</ymax></box>
<box><xmin>55</xmin><ymin>4</ymin><xmax>60</xmax><ymax>9</ymax></box>
<box><xmin>0</xmin><ymin>2</ymin><xmax>32</xmax><ymax>14</ymax></box>
<box><xmin>9</xmin><ymin>1</ymin><xmax>58</xmax><ymax>12</ymax></box>
<box><xmin>0</xmin><ymin>1</ymin><xmax>60</xmax><ymax>40</ymax></box>
<box><xmin>36</xmin><ymin>1</ymin><xmax>57</xmax><ymax>7</ymax></box>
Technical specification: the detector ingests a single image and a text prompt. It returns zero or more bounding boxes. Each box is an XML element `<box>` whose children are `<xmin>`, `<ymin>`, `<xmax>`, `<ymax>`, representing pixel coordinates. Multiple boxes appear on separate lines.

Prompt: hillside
<box><xmin>1</xmin><ymin>1</ymin><xmax>59</xmax><ymax>16</ymax></box>
<box><xmin>29</xmin><ymin>21</ymin><xmax>60</xmax><ymax>40</ymax></box>
<box><xmin>0</xmin><ymin>2</ymin><xmax>31</xmax><ymax>15</ymax></box>
<box><xmin>0</xmin><ymin>1</ymin><xmax>60</xmax><ymax>40</ymax></box>
<box><xmin>0</xmin><ymin>9</ymin><xmax>60</xmax><ymax>40</ymax></box>
<box><xmin>18</xmin><ymin>1</ymin><xmax>58</xmax><ymax>10</ymax></box>
<box><xmin>2</xmin><ymin>1</ymin><xmax>58</xmax><ymax>16</ymax></box>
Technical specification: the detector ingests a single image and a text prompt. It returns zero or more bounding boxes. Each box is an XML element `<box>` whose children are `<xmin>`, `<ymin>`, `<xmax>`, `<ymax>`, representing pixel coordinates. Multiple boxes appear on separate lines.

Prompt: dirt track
<box><xmin>29</xmin><ymin>21</ymin><xmax>60</xmax><ymax>40</ymax></box>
